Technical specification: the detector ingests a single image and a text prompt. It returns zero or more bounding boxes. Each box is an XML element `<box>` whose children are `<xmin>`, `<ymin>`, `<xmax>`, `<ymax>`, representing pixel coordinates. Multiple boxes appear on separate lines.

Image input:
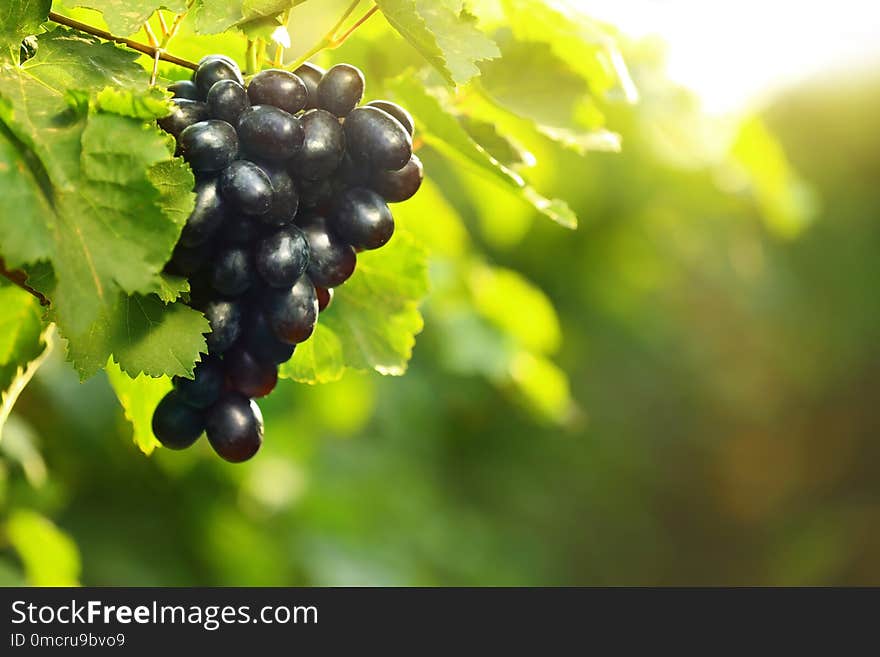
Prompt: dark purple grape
<box><xmin>180</xmin><ymin>177</ymin><xmax>226</xmax><ymax>247</ymax></box>
<box><xmin>152</xmin><ymin>391</ymin><xmax>205</xmax><ymax>449</ymax></box>
<box><xmin>300</xmin><ymin>215</ymin><xmax>357</xmax><ymax>288</ymax></box>
<box><xmin>244</xmin><ymin>311</ymin><xmax>296</xmax><ymax>365</ymax></box>
<box><xmin>225</xmin><ymin>348</ymin><xmax>278</xmax><ymax>398</ymax></box>
<box><xmin>221</xmin><ymin>213</ymin><xmax>262</xmax><ymax>244</ymax></box>
<box><xmin>331</xmin><ymin>187</ymin><xmax>394</xmax><ymax>250</ymax></box>
<box><xmin>237</xmin><ymin>105</ymin><xmax>304</xmax><ymax>161</ymax></box>
<box><xmin>247</xmin><ymin>69</ymin><xmax>308</xmax><ymax>115</ymax></box>
<box><xmin>158</xmin><ymin>99</ymin><xmax>209</xmax><ymax>138</ymax></box>
<box><xmin>261</xmin><ymin>165</ymin><xmax>299</xmax><ymax>226</ymax></box>
<box><xmin>366</xmin><ymin>100</ymin><xmax>415</xmax><ymax>136</ymax></box>
<box><xmin>211</xmin><ymin>245</ymin><xmax>255</xmax><ymax>296</ymax></box>
<box><xmin>206</xmin><ymin>393</ymin><xmax>263</xmax><ymax>463</ymax></box>
<box><xmin>167</xmin><ymin>240</ymin><xmax>214</xmax><ymax>277</ymax></box>
<box><xmin>295</xmin><ymin>62</ymin><xmax>324</xmax><ymax>109</ymax></box>
<box><xmin>263</xmin><ymin>277</ymin><xmax>318</xmax><ymax>345</ymax></box>
<box><xmin>256</xmin><ymin>226</ymin><xmax>310</xmax><ymax>288</ymax></box>
<box><xmin>344</xmin><ymin>106</ymin><xmax>412</xmax><ymax>171</ymax></box>
<box><xmin>173</xmin><ymin>355</ymin><xmax>225</xmax><ymax>409</ymax></box>
<box><xmin>316</xmin><ymin>64</ymin><xmax>364</xmax><ymax>117</ymax></box>
<box><xmin>207</xmin><ymin>79</ymin><xmax>250</xmax><ymax>125</ymax></box>
<box><xmin>179</xmin><ymin>120</ymin><xmax>238</xmax><ymax>172</ymax></box>
<box><xmin>169</xmin><ymin>80</ymin><xmax>201</xmax><ymax>100</ymax></box>
<box><xmin>194</xmin><ymin>56</ymin><xmax>244</xmax><ymax>97</ymax></box>
<box><xmin>202</xmin><ymin>298</ymin><xmax>243</xmax><ymax>353</ymax></box>
<box><xmin>370</xmin><ymin>154</ymin><xmax>423</xmax><ymax>203</ymax></box>
<box><xmin>315</xmin><ymin>285</ymin><xmax>333</xmax><ymax>313</ymax></box>
<box><xmin>292</xmin><ymin>109</ymin><xmax>345</xmax><ymax>180</ymax></box>
<box><xmin>220</xmin><ymin>160</ymin><xmax>272</xmax><ymax>216</ymax></box>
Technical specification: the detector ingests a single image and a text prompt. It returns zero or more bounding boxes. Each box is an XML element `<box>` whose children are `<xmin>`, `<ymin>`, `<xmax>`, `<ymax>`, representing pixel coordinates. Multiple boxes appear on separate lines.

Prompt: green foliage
<box><xmin>105</xmin><ymin>360</ymin><xmax>171</xmax><ymax>454</ymax></box>
<box><xmin>0</xmin><ymin>0</ymin><xmax>50</xmax><ymax>57</ymax></box>
<box><xmin>376</xmin><ymin>0</ymin><xmax>499</xmax><ymax>85</ymax></box>
<box><xmin>0</xmin><ymin>31</ymin><xmax>200</xmax><ymax>381</ymax></box>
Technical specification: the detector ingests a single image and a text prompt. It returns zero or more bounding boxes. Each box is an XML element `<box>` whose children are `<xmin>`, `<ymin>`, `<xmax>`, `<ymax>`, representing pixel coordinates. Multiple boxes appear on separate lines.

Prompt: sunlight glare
<box><xmin>567</xmin><ymin>0</ymin><xmax>880</xmax><ymax>113</ymax></box>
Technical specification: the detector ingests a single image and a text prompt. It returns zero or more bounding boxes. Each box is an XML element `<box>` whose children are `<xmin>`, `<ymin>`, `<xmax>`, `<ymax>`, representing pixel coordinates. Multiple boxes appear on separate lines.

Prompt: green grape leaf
<box><xmin>501</xmin><ymin>0</ymin><xmax>636</xmax><ymax>101</ymax></box>
<box><xmin>71</xmin><ymin>1</ymin><xmax>189</xmax><ymax>36</ymax></box>
<box><xmin>193</xmin><ymin>0</ymin><xmax>245</xmax><ymax>34</ymax></box>
<box><xmin>0</xmin><ymin>0</ymin><xmax>51</xmax><ymax>58</ymax></box>
<box><xmin>281</xmin><ymin>230</ymin><xmax>428</xmax><ymax>383</ymax></box>
<box><xmin>479</xmin><ymin>39</ymin><xmax>589</xmax><ymax>132</ymax></box>
<box><xmin>63</xmin><ymin>293</ymin><xmax>209</xmax><ymax>380</ymax></box>
<box><xmin>0</xmin><ymin>282</ymin><xmax>52</xmax><ymax>440</ymax></box>
<box><xmin>376</xmin><ymin>0</ymin><xmax>499</xmax><ymax>85</ymax></box>
<box><xmin>105</xmin><ymin>359</ymin><xmax>172</xmax><ymax>455</ymax></box>
<box><xmin>0</xmin><ymin>31</ymin><xmax>198</xmax><ymax>377</ymax></box>
<box><xmin>387</xmin><ymin>76</ymin><xmax>578</xmax><ymax>227</ymax></box>
<box><xmin>458</xmin><ymin>115</ymin><xmax>533</xmax><ymax>167</ymax></box>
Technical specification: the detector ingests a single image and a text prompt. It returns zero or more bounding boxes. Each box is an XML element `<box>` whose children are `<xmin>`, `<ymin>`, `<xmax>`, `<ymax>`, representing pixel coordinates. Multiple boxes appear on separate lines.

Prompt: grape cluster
<box><xmin>152</xmin><ymin>56</ymin><xmax>423</xmax><ymax>462</ymax></box>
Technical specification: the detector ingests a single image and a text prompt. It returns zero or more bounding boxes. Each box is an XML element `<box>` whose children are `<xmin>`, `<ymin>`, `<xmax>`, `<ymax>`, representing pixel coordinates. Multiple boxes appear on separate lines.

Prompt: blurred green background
<box><xmin>2</xmin><ymin>4</ymin><xmax>879</xmax><ymax>586</ymax></box>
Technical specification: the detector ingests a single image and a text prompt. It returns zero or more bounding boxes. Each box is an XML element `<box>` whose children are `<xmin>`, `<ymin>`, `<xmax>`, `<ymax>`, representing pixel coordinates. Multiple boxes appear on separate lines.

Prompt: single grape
<box><xmin>152</xmin><ymin>391</ymin><xmax>205</xmax><ymax>450</ymax></box>
<box><xmin>261</xmin><ymin>166</ymin><xmax>299</xmax><ymax>226</ymax></box>
<box><xmin>316</xmin><ymin>64</ymin><xmax>364</xmax><ymax>117</ymax></box>
<box><xmin>331</xmin><ymin>187</ymin><xmax>395</xmax><ymax>250</ymax></box>
<box><xmin>256</xmin><ymin>225</ymin><xmax>310</xmax><ymax>288</ymax></box>
<box><xmin>243</xmin><ymin>311</ymin><xmax>296</xmax><ymax>365</ymax></box>
<box><xmin>300</xmin><ymin>215</ymin><xmax>357</xmax><ymax>288</ymax></box>
<box><xmin>166</xmin><ymin>240</ymin><xmax>215</xmax><ymax>277</ymax></box>
<box><xmin>247</xmin><ymin>69</ymin><xmax>308</xmax><ymax>115</ymax></box>
<box><xmin>206</xmin><ymin>393</ymin><xmax>263</xmax><ymax>463</ymax></box>
<box><xmin>344</xmin><ymin>106</ymin><xmax>412</xmax><ymax>171</ymax></box>
<box><xmin>220</xmin><ymin>161</ymin><xmax>273</xmax><ymax>216</ymax></box>
<box><xmin>169</xmin><ymin>80</ymin><xmax>201</xmax><ymax>100</ymax></box>
<box><xmin>201</xmin><ymin>298</ymin><xmax>243</xmax><ymax>353</ymax></box>
<box><xmin>263</xmin><ymin>277</ymin><xmax>319</xmax><ymax>344</ymax></box>
<box><xmin>237</xmin><ymin>105</ymin><xmax>304</xmax><ymax>161</ymax></box>
<box><xmin>173</xmin><ymin>356</ymin><xmax>225</xmax><ymax>409</ymax></box>
<box><xmin>207</xmin><ymin>79</ymin><xmax>250</xmax><ymax>125</ymax></box>
<box><xmin>194</xmin><ymin>56</ymin><xmax>244</xmax><ymax>97</ymax></box>
<box><xmin>292</xmin><ymin>109</ymin><xmax>346</xmax><ymax>180</ymax></box>
<box><xmin>180</xmin><ymin>177</ymin><xmax>227</xmax><ymax>247</ymax></box>
<box><xmin>315</xmin><ymin>285</ymin><xmax>334</xmax><ymax>313</ymax></box>
<box><xmin>225</xmin><ymin>348</ymin><xmax>278</xmax><ymax>398</ymax></box>
<box><xmin>370</xmin><ymin>154</ymin><xmax>423</xmax><ymax>203</ymax></box>
<box><xmin>295</xmin><ymin>62</ymin><xmax>325</xmax><ymax>109</ymax></box>
<box><xmin>366</xmin><ymin>100</ymin><xmax>415</xmax><ymax>136</ymax></box>
<box><xmin>179</xmin><ymin>120</ymin><xmax>238</xmax><ymax>172</ymax></box>
<box><xmin>158</xmin><ymin>99</ymin><xmax>210</xmax><ymax>138</ymax></box>
<box><xmin>211</xmin><ymin>245</ymin><xmax>255</xmax><ymax>296</ymax></box>
<box><xmin>220</xmin><ymin>213</ymin><xmax>262</xmax><ymax>244</ymax></box>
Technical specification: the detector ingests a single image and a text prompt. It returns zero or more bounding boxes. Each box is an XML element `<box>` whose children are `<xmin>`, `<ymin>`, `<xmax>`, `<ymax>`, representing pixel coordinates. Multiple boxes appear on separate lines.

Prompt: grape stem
<box><xmin>46</xmin><ymin>11</ymin><xmax>198</xmax><ymax>70</ymax></box>
<box><xmin>0</xmin><ymin>260</ymin><xmax>50</xmax><ymax>307</ymax></box>
<box><xmin>285</xmin><ymin>1</ymin><xmax>379</xmax><ymax>72</ymax></box>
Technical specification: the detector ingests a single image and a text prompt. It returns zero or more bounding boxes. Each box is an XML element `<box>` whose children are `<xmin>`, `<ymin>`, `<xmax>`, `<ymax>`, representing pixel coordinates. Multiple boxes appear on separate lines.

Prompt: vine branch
<box><xmin>0</xmin><ymin>260</ymin><xmax>49</xmax><ymax>307</ymax></box>
<box><xmin>47</xmin><ymin>11</ymin><xmax>198</xmax><ymax>70</ymax></box>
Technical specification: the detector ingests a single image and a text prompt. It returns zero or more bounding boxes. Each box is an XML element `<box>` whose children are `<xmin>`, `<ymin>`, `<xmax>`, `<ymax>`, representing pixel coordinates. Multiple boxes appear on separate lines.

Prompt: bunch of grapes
<box><xmin>151</xmin><ymin>55</ymin><xmax>423</xmax><ymax>463</ymax></box>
